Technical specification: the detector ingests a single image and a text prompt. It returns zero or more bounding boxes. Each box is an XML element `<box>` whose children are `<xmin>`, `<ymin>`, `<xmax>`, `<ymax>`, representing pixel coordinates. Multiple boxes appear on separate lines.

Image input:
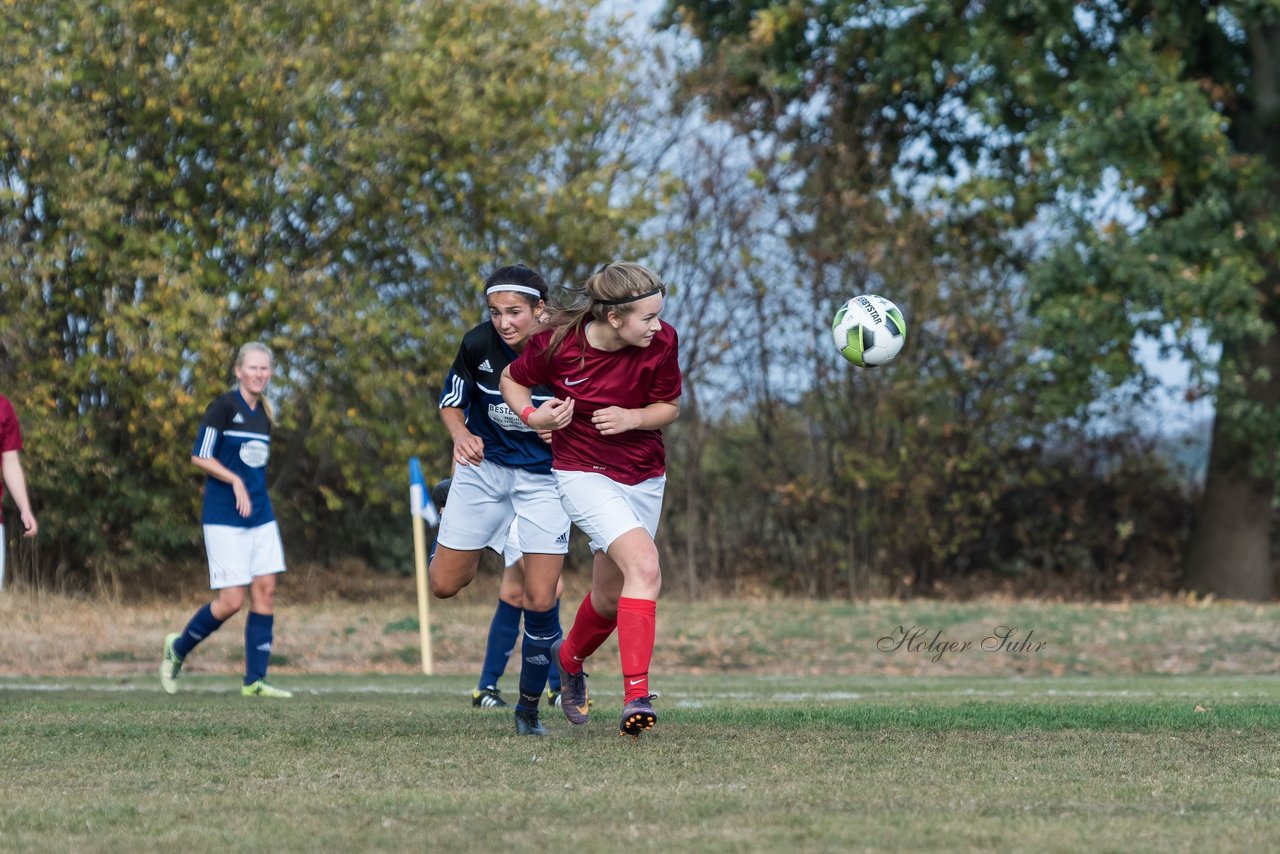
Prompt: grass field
<box><xmin>2</xmin><ymin>591</ymin><xmax>1278</xmax><ymax>851</ymax></box>
<box><xmin>1</xmin><ymin>674</ymin><xmax>1278</xmax><ymax>851</ymax></box>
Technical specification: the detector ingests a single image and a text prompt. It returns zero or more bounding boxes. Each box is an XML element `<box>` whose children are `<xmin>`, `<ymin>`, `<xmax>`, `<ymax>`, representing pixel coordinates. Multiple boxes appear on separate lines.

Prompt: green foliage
<box><xmin>0</xmin><ymin>0</ymin><xmax>656</xmax><ymax>581</ymax></box>
<box><xmin>668</xmin><ymin>0</ymin><xmax>1280</xmax><ymax>593</ymax></box>
<box><xmin>670</xmin><ymin>0</ymin><xmax>1280</xmax><ymax>470</ymax></box>
<box><xmin>655</xmin><ymin>0</ymin><xmax>1244</xmax><ymax>594</ymax></box>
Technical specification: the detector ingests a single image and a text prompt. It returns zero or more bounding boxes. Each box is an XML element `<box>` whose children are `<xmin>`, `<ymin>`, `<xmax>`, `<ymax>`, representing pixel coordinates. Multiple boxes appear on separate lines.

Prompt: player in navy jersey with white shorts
<box><xmin>501</xmin><ymin>261</ymin><xmax>681</xmax><ymax>738</ymax></box>
<box><xmin>430</xmin><ymin>479</ymin><xmax>563</xmax><ymax>709</ymax></box>
<box><xmin>160</xmin><ymin>343</ymin><xmax>291</xmax><ymax>698</ymax></box>
<box><xmin>430</xmin><ymin>264</ymin><xmax>574</xmax><ymax>736</ymax></box>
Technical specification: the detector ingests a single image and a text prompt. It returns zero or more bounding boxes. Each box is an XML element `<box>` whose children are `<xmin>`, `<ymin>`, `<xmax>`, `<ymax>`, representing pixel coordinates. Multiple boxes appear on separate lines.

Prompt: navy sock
<box><xmin>478</xmin><ymin>600</ymin><xmax>521</xmax><ymax>691</ymax></box>
<box><xmin>173</xmin><ymin>603</ymin><xmax>225</xmax><ymax>660</ymax></box>
<box><xmin>516</xmin><ymin>606</ymin><xmax>561</xmax><ymax>711</ymax></box>
<box><xmin>244</xmin><ymin>611</ymin><xmax>274</xmax><ymax>685</ymax></box>
<box><xmin>546</xmin><ymin>598</ymin><xmax>563</xmax><ymax>692</ymax></box>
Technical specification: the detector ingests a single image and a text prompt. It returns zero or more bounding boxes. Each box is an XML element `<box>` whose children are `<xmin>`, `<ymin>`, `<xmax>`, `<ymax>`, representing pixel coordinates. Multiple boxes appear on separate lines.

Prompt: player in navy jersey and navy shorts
<box><xmin>501</xmin><ymin>261</ymin><xmax>681</xmax><ymax>738</ymax></box>
<box><xmin>429</xmin><ymin>264</ymin><xmax>574</xmax><ymax>736</ymax></box>
<box><xmin>160</xmin><ymin>343</ymin><xmax>291</xmax><ymax>698</ymax></box>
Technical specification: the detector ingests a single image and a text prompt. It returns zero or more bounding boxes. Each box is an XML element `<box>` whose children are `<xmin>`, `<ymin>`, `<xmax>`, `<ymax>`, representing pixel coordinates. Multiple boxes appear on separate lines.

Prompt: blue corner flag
<box><xmin>409</xmin><ymin>457</ymin><xmax>440</xmax><ymax>528</ymax></box>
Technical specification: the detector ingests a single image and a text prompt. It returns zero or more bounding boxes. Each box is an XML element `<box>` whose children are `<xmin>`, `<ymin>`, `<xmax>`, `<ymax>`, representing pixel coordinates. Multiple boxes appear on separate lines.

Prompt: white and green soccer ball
<box><xmin>831</xmin><ymin>294</ymin><xmax>906</xmax><ymax>367</ymax></box>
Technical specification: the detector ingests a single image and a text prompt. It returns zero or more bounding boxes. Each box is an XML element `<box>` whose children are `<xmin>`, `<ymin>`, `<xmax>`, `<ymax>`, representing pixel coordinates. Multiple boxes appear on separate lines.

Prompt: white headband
<box><xmin>486</xmin><ymin>283</ymin><xmax>543</xmax><ymax>298</ymax></box>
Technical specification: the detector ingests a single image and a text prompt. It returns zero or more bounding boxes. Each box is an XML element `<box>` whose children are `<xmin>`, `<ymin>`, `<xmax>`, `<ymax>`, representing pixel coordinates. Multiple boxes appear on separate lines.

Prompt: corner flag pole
<box><xmin>408</xmin><ymin>457</ymin><xmax>437</xmax><ymax>676</ymax></box>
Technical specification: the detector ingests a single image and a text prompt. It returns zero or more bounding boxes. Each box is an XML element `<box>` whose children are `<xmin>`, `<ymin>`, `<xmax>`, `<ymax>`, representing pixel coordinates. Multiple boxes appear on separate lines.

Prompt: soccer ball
<box><xmin>831</xmin><ymin>294</ymin><xmax>906</xmax><ymax>367</ymax></box>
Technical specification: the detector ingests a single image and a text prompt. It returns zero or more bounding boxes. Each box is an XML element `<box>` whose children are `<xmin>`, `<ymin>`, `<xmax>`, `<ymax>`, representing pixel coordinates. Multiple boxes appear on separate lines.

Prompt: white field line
<box><xmin>0</xmin><ymin>682</ymin><xmax>1270</xmax><ymax>703</ymax></box>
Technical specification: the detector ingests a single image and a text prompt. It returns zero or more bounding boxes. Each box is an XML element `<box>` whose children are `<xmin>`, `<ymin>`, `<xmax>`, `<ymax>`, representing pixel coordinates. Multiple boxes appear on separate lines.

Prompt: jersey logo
<box><xmin>556</xmin><ymin>531</ymin><xmax>569</xmax><ymax>544</ymax></box>
<box><xmin>478</xmin><ymin>359</ymin><xmax>493</xmax><ymax>373</ymax></box>
<box><xmin>239</xmin><ymin>440</ymin><xmax>270</xmax><ymax>468</ymax></box>
<box><xmin>232</xmin><ymin>412</ymin><xmax>246</xmax><ymax>424</ymax></box>
<box><xmin>564</xmin><ymin>376</ymin><xmax>589</xmax><ymax>386</ymax></box>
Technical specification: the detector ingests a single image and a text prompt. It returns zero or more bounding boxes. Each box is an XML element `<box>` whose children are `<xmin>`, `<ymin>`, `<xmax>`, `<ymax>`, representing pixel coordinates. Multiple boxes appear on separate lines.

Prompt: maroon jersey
<box><xmin>508</xmin><ymin>321</ymin><xmax>682</xmax><ymax>485</ymax></box>
<box><xmin>0</xmin><ymin>395</ymin><xmax>23</xmax><ymax>523</ymax></box>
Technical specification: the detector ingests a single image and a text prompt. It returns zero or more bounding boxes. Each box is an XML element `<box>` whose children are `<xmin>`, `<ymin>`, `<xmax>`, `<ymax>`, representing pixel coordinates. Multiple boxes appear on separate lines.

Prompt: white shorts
<box><xmin>502</xmin><ymin>518</ymin><xmax>522</xmax><ymax>567</ymax></box>
<box><xmin>436</xmin><ymin>460</ymin><xmax>570</xmax><ymax>556</ymax></box>
<box><xmin>204</xmin><ymin>521</ymin><xmax>287</xmax><ymax>590</ymax></box>
<box><xmin>554</xmin><ymin>471</ymin><xmax>665</xmax><ymax>552</ymax></box>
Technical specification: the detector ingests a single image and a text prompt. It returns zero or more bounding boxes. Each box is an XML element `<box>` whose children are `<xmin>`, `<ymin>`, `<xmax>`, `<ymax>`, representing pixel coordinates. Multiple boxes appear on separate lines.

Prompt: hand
<box><xmin>591</xmin><ymin>406</ymin><xmax>638</xmax><ymax>436</ymax></box>
<box><xmin>19</xmin><ymin>509</ymin><xmax>37</xmax><ymax>537</ymax></box>
<box><xmin>536</xmin><ymin>429</ymin><xmax>554</xmax><ymax>444</ymax></box>
<box><xmin>232</xmin><ymin>477</ymin><xmax>253</xmax><ymax>518</ymax></box>
<box><xmin>529</xmin><ymin>398</ymin><xmax>574</xmax><ymax>431</ymax></box>
<box><xmin>452</xmin><ymin>432</ymin><xmax>485</xmax><ymax>466</ymax></box>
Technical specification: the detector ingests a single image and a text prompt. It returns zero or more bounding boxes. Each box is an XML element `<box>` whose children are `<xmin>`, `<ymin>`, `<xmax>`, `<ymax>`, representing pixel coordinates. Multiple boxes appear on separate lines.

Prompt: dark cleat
<box><xmin>619</xmin><ymin>695</ymin><xmax>657</xmax><ymax>738</ymax></box>
<box><xmin>514</xmin><ymin>707</ymin><xmax>548</xmax><ymax>736</ymax></box>
<box><xmin>472</xmin><ymin>687</ymin><xmax>508</xmax><ymax>709</ymax></box>
<box><xmin>550</xmin><ymin>639</ymin><xmax>590</xmax><ymax>726</ymax></box>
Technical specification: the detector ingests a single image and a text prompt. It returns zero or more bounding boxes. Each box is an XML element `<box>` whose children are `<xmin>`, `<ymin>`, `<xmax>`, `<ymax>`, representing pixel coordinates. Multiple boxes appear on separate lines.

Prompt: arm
<box><xmin>190</xmin><ymin>454</ymin><xmax>252</xmax><ymax>518</ymax></box>
<box><xmin>590</xmin><ymin>400</ymin><xmax>679</xmax><ymax>437</ymax></box>
<box><xmin>440</xmin><ymin>405</ymin><xmax>484</xmax><ymax>466</ymax></box>
<box><xmin>500</xmin><ymin>367</ymin><xmax>574</xmax><ymax>431</ymax></box>
<box><xmin>0</xmin><ymin>450</ymin><xmax>37</xmax><ymax>536</ymax></box>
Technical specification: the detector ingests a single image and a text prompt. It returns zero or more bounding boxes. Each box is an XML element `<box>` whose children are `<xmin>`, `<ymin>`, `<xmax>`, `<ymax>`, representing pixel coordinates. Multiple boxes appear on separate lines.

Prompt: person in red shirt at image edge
<box><xmin>500</xmin><ymin>261</ymin><xmax>681</xmax><ymax>738</ymax></box>
<box><xmin>0</xmin><ymin>395</ymin><xmax>39</xmax><ymax>590</ymax></box>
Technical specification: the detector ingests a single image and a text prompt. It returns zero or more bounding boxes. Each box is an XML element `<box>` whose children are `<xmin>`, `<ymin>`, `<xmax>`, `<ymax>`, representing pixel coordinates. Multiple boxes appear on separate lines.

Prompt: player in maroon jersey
<box><xmin>0</xmin><ymin>394</ymin><xmax>38</xmax><ymax>590</ymax></box>
<box><xmin>500</xmin><ymin>261</ymin><xmax>680</xmax><ymax>738</ymax></box>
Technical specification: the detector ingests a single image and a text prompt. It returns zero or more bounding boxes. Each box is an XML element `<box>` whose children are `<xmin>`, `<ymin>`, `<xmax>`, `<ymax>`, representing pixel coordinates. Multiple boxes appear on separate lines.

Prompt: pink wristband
<box><xmin>520</xmin><ymin>405</ymin><xmax>537</xmax><ymax>426</ymax></box>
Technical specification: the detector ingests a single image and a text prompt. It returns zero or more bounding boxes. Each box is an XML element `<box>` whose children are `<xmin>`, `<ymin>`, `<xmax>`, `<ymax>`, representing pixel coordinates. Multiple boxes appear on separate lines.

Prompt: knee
<box><xmin>429</xmin><ymin>575</ymin><xmax>463</xmax><ymax>599</ymax></box>
<box><xmin>428</xmin><ymin>551</ymin><xmax>477</xmax><ymax>600</ymax></box>
<box><xmin>589</xmin><ymin>590</ymin><xmax>619</xmax><ymax>621</ymax></box>
<box><xmin>498</xmin><ymin>582</ymin><xmax>524</xmax><ymax>609</ymax></box>
<box><xmin>523</xmin><ymin>589</ymin><xmax>557</xmax><ymax>612</ymax></box>
<box><xmin>214</xmin><ymin>590</ymin><xmax>246</xmax><ymax>619</ymax></box>
<box><xmin>630</xmin><ymin>557</ymin><xmax>662</xmax><ymax>592</ymax></box>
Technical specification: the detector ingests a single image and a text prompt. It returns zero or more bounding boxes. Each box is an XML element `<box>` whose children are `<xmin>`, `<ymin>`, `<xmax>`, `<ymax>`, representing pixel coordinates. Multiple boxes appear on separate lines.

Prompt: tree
<box><xmin>0</xmin><ymin>0</ymin><xmax>656</xmax><ymax>585</ymax></box>
<box><xmin>668</xmin><ymin>0</ymin><xmax>1280</xmax><ymax>599</ymax></box>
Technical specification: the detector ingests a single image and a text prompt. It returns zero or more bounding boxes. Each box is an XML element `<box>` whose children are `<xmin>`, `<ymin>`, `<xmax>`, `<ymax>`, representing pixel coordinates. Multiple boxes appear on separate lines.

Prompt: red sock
<box><xmin>617</xmin><ymin>597</ymin><xmax>657</xmax><ymax>703</ymax></box>
<box><xmin>558</xmin><ymin>592</ymin><xmax>617</xmax><ymax>674</ymax></box>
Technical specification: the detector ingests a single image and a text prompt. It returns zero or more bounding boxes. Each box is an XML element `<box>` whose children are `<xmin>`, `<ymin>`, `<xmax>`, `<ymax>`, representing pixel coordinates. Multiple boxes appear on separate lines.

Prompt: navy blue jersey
<box><xmin>438</xmin><ymin>322</ymin><xmax>555</xmax><ymax>474</ymax></box>
<box><xmin>192</xmin><ymin>390</ymin><xmax>276</xmax><ymax>527</ymax></box>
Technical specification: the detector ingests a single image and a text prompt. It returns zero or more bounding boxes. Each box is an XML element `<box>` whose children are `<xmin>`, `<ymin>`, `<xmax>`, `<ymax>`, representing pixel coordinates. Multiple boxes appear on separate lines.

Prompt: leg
<box><xmin>498</xmin><ymin>559</ymin><xmax>526</xmax><ymax>608</ymax></box>
<box><xmin>605</xmin><ymin>529</ymin><xmax>661</xmax><ymax>735</ymax></box>
<box><xmin>546</xmin><ymin>584</ymin><xmax>564</xmax><ymax>695</ymax></box>
<box><xmin>587</xmin><ymin>546</ymin><xmax>627</xmax><ymax>619</ymax></box>
<box><xmin>248</xmin><ymin>573</ymin><xmax>276</xmax><ymax>615</ymax></box>
<box><xmin>513</xmin><ymin>552</ymin><xmax>564</xmax><ymax>736</ymax></box>
<box><xmin>557</xmin><ymin>549</ymin><xmax>623</xmax><ymax>669</ymax></box>
<box><xmin>243</xmin><ymin>574</ymin><xmax>289</xmax><ymax>696</ymax></box>
<box><xmin>474</xmin><ymin>560</ymin><xmax>525</xmax><ymax>707</ymax></box>
<box><xmin>428</xmin><ymin>545</ymin><xmax>483</xmax><ymax>598</ymax></box>
<box><xmin>550</xmin><ymin>551</ymin><xmax>620</xmax><ymax>726</ymax></box>
<box><xmin>178</xmin><ymin>585</ymin><xmax>245</xmax><ymax>655</ymax></box>
<box><xmin>514</xmin><ymin>553</ymin><xmax>564</xmax><ymax>707</ymax></box>
<box><xmin>161</xmin><ymin>586</ymin><xmax>245</xmax><ymax>694</ymax></box>
<box><xmin>606</xmin><ymin>527</ymin><xmax>662</xmax><ymax>602</ymax></box>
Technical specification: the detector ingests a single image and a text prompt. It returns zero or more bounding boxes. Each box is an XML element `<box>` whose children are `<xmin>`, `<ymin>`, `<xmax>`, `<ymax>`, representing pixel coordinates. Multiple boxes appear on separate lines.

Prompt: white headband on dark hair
<box><xmin>486</xmin><ymin>283</ymin><xmax>543</xmax><ymax>298</ymax></box>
